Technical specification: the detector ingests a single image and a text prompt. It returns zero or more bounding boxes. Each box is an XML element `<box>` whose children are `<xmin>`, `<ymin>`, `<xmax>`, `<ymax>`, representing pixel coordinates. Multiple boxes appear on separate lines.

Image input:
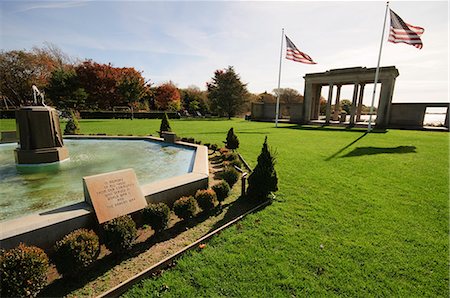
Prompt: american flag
<box><xmin>285</xmin><ymin>35</ymin><xmax>316</xmax><ymax>64</ymax></box>
<box><xmin>388</xmin><ymin>9</ymin><xmax>424</xmax><ymax>49</ymax></box>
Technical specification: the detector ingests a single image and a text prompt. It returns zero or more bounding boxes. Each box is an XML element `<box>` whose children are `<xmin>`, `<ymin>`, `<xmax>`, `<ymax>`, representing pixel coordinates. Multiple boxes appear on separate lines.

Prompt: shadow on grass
<box><xmin>325</xmin><ymin>132</ymin><xmax>368</xmax><ymax>161</ymax></box>
<box><xmin>341</xmin><ymin>146</ymin><xmax>417</xmax><ymax>157</ymax></box>
<box><xmin>209</xmin><ymin>196</ymin><xmax>271</xmax><ymax>233</ymax></box>
<box><xmin>282</xmin><ymin>124</ymin><xmax>387</xmax><ymax>134</ymax></box>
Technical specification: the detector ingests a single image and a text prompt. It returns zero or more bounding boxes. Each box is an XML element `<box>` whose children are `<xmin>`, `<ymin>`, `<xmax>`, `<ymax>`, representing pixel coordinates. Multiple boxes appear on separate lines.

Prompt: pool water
<box><xmin>0</xmin><ymin>139</ymin><xmax>195</xmax><ymax>221</ymax></box>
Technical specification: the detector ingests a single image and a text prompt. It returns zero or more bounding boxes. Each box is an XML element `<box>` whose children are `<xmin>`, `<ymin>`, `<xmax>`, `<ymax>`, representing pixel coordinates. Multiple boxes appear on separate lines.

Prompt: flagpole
<box><xmin>275</xmin><ymin>28</ymin><xmax>284</xmax><ymax>128</ymax></box>
<box><xmin>368</xmin><ymin>1</ymin><xmax>389</xmax><ymax>132</ymax></box>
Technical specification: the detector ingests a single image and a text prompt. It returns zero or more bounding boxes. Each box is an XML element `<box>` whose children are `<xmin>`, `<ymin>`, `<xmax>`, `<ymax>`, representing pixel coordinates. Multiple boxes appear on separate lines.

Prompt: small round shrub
<box><xmin>64</xmin><ymin>110</ymin><xmax>80</xmax><ymax>135</ymax></box>
<box><xmin>142</xmin><ymin>202</ymin><xmax>171</xmax><ymax>232</ymax></box>
<box><xmin>222</xmin><ymin>151</ymin><xmax>239</xmax><ymax>162</ymax></box>
<box><xmin>53</xmin><ymin>229</ymin><xmax>99</xmax><ymax>276</ymax></box>
<box><xmin>220</xmin><ymin>166</ymin><xmax>240</xmax><ymax>188</ymax></box>
<box><xmin>212</xmin><ymin>180</ymin><xmax>231</xmax><ymax>202</ymax></box>
<box><xmin>227</xmin><ymin>158</ymin><xmax>242</xmax><ymax>169</ymax></box>
<box><xmin>195</xmin><ymin>189</ymin><xmax>218</xmax><ymax>212</ymax></box>
<box><xmin>102</xmin><ymin>215</ymin><xmax>137</xmax><ymax>254</ymax></box>
<box><xmin>173</xmin><ymin>196</ymin><xmax>197</xmax><ymax>220</ymax></box>
<box><xmin>0</xmin><ymin>243</ymin><xmax>49</xmax><ymax>298</ymax></box>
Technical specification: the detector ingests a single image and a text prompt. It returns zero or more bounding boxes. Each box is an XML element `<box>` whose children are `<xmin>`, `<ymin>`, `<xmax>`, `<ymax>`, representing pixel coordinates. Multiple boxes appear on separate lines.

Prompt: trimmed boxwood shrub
<box><xmin>102</xmin><ymin>215</ymin><xmax>137</xmax><ymax>254</ymax></box>
<box><xmin>209</xmin><ymin>143</ymin><xmax>218</xmax><ymax>152</ymax></box>
<box><xmin>0</xmin><ymin>243</ymin><xmax>49</xmax><ymax>298</ymax></box>
<box><xmin>222</xmin><ymin>151</ymin><xmax>239</xmax><ymax>162</ymax></box>
<box><xmin>53</xmin><ymin>229</ymin><xmax>100</xmax><ymax>276</ymax></box>
<box><xmin>224</xmin><ymin>158</ymin><xmax>242</xmax><ymax>169</ymax></box>
<box><xmin>212</xmin><ymin>180</ymin><xmax>231</xmax><ymax>202</ymax></box>
<box><xmin>195</xmin><ymin>189</ymin><xmax>218</xmax><ymax>212</ymax></box>
<box><xmin>220</xmin><ymin>166</ymin><xmax>240</xmax><ymax>188</ymax></box>
<box><xmin>143</xmin><ymin>202</ymin><xmax>171</xmax><ymax>232</ymax></box>
<box><xmin>173</xmin><ymin>196</ymin><xmax>197</xmax><ymax>220</ymax></box>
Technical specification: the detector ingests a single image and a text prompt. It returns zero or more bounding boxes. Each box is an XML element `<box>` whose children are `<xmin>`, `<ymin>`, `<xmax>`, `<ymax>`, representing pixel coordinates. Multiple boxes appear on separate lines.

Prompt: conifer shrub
<box><xmin>0</xmin><ymin>243</ymin><xmax>49</xmax><ymax>298</ymax></box>
<box><xmin>142</xmin><ymin>202</ymin><xmax>171</xmax><ymax>232</ymax></box>
<box><xmin>195</xmin><ymin>189</ymin><xmax>218</xmax><ymax>212</ymax></box>
<box><xmin>220</xmin><ymin>166</ymin><xmax>240</xmax><ymax>188</ymax></box>
<box><xmin>212</xmin><ymin>180</ymin><xmax>231</xmax><ymax>202</ymax></box>
<box><xmin>173</xmin><ymin>196</ymin><xmax>198</xmax><ymax>220</ymax></box>
<box><xmin>225</xmin><ymin>127</ymin><xmax>239</xmax><ymax>150</ymax></box>
<box><xmin>53</xmin><ymin>229</ymin><xmax>100</xmax><ymax>276</ymax></box>
<box><xmin>101</xmin><ymin>215</ymin><xmax>137</xmax><ymax>254</ymax></box>
<box><xmin>64</xmin><ymin>110</ymin><xmax>80</xmax><ymax>135</ymax></box>
<box><xmin>159</xmin><ymin>112</ymin><xmax>172</xmax><ymax>137</ymax></box>
<box><xmin>246</xmin><ymin>136</ymin><xmax>278</xmax><ymax>201</ymax></box>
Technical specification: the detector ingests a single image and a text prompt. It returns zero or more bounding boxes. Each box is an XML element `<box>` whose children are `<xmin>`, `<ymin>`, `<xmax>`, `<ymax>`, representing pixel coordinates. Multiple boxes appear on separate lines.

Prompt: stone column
<box><xmin>325</xmin><ymin>84</ymin><xmax>334</xmax><ymax>124</ymax></box>
<box><xmin>302</xmin><ymin>82</ymin><xmax>314</xmax><ymax>124</ymax></box>
<box><xmin>376</xmin><ymin>78</ymin><xmax>396</xmax><ymax>128</ymax></box>
<box><xmin>445</xmin><ymin>106</ymin><xmax>449</xmax><ymax>128</ymax></box>
<box><xmin>356</xmin><ymin>83</ymin><xmax>365</xmax><ymax>122</ymax></box>
<box><xmin>310</xmin><ymin>84</ymin><xmax>322</xmax><ymax>120</ymax></box>
<box><xmin>332</xmin><ymin>85</ymin><xmax>342</xmax><ymax>121</ymax></box>
<box><xmin>349</xmin><ymin>83</ymin><xmax>359</xmax><ymax>126</ymax></box>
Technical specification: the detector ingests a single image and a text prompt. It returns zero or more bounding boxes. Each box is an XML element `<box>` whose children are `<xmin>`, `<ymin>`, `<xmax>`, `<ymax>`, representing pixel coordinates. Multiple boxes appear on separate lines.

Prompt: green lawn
<box><xmin>1</xmin><ymin>118</ymin><xmax>448</xmax><ymax>296</ymax></box>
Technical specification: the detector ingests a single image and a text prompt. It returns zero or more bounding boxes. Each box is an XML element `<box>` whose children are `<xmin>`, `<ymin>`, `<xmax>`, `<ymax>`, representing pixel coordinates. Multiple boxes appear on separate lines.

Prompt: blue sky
<box><xmin>1</xmin><ymin>1</ymin><xmax>448</xmax><ymax>105</ymax></box>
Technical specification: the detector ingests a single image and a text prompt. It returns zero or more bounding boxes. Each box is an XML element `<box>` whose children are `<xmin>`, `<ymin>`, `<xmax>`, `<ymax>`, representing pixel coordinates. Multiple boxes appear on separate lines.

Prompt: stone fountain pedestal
<box><xmin>14</xmin><ymin>106</ymin><xmax>69</xmax><ymax>164</ymax></box>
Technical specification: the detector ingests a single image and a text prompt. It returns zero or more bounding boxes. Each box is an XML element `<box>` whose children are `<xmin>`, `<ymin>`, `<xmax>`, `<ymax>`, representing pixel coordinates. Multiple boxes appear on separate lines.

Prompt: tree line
<box><xmin>1</xmin><ymin>44</ymin><xmax>314</xmax><ymax>118</ymax></box>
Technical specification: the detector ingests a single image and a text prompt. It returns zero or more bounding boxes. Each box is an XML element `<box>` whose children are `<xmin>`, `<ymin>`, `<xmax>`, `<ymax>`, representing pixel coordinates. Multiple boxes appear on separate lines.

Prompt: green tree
<box><xmin>340</xmin><ymin>99</ymin><xmax>352</xmax><ymax>114</ymax></box>
<box><xmin>225</xmin><ymin>127</ymin><xmax>239</xmax><ymax>150</ymax></box>
<box><xmin>246</xmin><ymin>136</ymin><xmax>278</xmax><ymax>201</ymax></box>
<box><xmin>207</xmin><ymin>66</ymin><xmax>249</xmax><ymax>119</ymax></box>
<box><xmin>46</xmin><ymin>68</ymin><xmax>87</xmax><ymax>111</ymax></box>
<box><xmin>272</xmin><ymin>88</ymin><xmax>304</xmax><ymax>104</ymax></box>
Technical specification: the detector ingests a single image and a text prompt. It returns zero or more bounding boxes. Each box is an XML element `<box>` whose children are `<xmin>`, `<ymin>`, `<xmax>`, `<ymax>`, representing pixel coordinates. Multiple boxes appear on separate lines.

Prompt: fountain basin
<box><xmin>0</xmin><ymin>136</ymin><xmax>208</xmax><ymax>250</ymax></box>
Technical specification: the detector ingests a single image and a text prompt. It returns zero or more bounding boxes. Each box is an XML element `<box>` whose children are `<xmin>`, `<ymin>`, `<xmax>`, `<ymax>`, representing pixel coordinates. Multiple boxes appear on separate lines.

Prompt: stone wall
<box><xmin>389</xmin><ymin>103</ymin><xmax>449</xmax><ymax>128</ymax></box>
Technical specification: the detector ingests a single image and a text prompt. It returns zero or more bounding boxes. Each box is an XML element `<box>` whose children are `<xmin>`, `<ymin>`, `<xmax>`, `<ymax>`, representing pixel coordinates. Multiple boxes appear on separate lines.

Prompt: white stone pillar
<box><xmin>349</xmin><ymin>83</ymin><xmax>359</xmax><ymax>126</ymax></box>
<box><xmin>325</xmin><ymin>84</ymin><xmax>333</xmax><ymax>124</ymax></box>
<box><xmin>356</xmin><ymin>84</ymin><xmax>365</xmax><ymax>122</ymax></box>
<box><xmin>332</xmin><ymin>85</ymin><xmax>342</xmax><ymax>121</ymax></box>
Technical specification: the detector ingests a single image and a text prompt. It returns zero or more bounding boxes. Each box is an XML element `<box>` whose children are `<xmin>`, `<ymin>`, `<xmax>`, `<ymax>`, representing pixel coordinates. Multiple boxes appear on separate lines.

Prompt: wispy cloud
<box><xmin>14</xmin><ymin>1</ymin><xmax>88</xmax><ymax>13</ymax></box>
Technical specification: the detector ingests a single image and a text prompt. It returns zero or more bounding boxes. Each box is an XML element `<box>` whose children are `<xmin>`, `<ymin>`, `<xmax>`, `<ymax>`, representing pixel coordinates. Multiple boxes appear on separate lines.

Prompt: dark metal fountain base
<box><xmin>14</xmin><ymin>147</ymin><xmax>69</xmax><ymax>165</ymax></box>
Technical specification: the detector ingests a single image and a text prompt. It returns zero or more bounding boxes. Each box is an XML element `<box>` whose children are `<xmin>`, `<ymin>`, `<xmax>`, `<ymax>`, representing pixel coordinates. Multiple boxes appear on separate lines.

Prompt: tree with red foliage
<box><xmin>75</xmin><ymin>61</ymin><xmax>147</xmax><ymax>110</ymax></box>
<box><xmin>154</xmin><ymin>82</ymin><xmax>181</xmax><ymax>111</ymax></box>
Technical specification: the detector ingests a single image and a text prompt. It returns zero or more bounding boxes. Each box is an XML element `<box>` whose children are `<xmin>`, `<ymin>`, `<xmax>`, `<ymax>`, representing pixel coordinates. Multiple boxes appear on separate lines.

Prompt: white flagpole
<box><xmin>275</xmin><ymin>28</ymin><xmax>284</xmax><ymax>128</ymax></box>
<box><xmin>368</xmin><ymin>1</ymin><xmax>389</xmax><ymax>132</ymax></box>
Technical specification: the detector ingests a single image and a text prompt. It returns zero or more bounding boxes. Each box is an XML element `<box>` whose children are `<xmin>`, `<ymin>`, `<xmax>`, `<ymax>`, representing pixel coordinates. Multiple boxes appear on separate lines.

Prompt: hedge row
<box><xmin>0</xmin><ymin>178</ymin><xmax>236</xmax><ymax>297</ymax></box>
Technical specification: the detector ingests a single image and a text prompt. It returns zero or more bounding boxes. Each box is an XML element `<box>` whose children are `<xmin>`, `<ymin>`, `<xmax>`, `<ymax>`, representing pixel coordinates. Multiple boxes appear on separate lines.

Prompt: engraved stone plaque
<box><xmin>83</xmin><ymin>169</ymin><xmax>147</xmax><ymax>224</ymax></box>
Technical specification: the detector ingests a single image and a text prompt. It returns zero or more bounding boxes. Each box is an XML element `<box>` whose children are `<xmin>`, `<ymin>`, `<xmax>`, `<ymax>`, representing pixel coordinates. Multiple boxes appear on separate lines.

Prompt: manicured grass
<box><xmin>2</xmin><ymin>118</ymin><xmax>448</xmax><ymax>296</ymax></box>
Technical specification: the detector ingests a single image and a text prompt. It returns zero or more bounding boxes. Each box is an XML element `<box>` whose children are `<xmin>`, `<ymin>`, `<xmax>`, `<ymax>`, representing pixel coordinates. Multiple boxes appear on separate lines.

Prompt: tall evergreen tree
<box><xmin>158</xmin><ymin>112</ymin><xmax>172</xmax><ymax>137</ymax></box>
<box><xmin>207</xmin><ymin>66</ymin><xmax>249</xmax><ymax>119</ymax></box>
<box><xmin>246</xmin><ymin>136</ymin><xmax>278</xmax><ymax>200</ymax></box>
<box><xmin>225</xmin><ymin>127</ymin><xmax>239</xmax><ymax>150</ymax></box>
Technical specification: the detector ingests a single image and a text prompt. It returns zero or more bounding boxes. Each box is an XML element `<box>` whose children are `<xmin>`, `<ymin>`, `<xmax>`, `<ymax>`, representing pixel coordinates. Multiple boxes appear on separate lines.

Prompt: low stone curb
<box><xmin>96</xmin><ymin>199</ymin><xmax>271</xmax><ymax>298</ymax></box>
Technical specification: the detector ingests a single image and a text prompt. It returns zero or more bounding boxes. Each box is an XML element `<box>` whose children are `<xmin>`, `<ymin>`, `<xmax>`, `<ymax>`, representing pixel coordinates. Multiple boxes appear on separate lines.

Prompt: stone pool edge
<box><xmin>0</xmin><ymin>135</ymin><xmax>208</xmax><ymax>251</ymax></box>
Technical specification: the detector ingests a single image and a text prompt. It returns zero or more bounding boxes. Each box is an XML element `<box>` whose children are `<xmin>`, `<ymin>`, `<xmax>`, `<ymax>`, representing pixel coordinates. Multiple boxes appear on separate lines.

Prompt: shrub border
<box><xmin>97</xmin><ymin>199</ymin><xmax>271</xmax><ymax>298</ymax></box>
